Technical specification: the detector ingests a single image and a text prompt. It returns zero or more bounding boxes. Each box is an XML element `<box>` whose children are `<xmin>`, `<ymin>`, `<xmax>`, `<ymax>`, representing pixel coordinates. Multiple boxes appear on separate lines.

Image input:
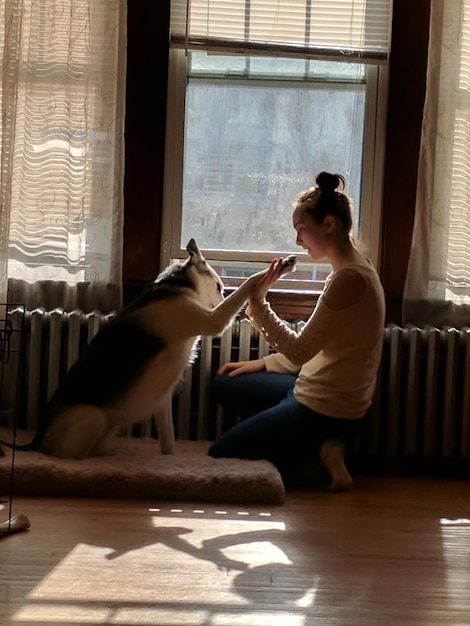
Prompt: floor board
<box><xmin>1</xmin><ymin>474</ymin><xmax>470</xmax><ymax>625</ymax></box>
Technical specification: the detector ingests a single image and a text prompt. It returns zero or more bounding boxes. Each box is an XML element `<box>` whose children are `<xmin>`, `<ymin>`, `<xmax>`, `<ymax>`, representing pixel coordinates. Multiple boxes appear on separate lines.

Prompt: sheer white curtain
<box><xmin>0</xmin><ymin>0</ymin><xmax>127</xmax><ymax>314</ymax></box>
<box><xmin>403</xmin><ymin>0</ymin><xmax>470</xmax><ymax>327</ymax></box>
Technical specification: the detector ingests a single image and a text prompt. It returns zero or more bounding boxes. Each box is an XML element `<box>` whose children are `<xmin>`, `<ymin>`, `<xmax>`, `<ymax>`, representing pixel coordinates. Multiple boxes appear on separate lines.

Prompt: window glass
<box><xmin>181</xmin><ymin>52</ymin><xmax>365</xmax><ymax>257</ymax></box>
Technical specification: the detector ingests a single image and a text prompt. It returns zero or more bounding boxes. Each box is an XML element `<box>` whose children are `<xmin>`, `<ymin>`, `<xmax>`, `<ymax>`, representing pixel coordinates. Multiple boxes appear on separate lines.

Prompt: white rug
<box><xmin>0</xmin><ymin>430</ymin><xmax>285</xmax><ymax>505</ymax></box>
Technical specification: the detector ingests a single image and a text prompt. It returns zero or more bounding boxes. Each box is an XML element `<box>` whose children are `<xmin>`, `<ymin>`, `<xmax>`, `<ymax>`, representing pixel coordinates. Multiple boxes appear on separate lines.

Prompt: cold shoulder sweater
<box><xmin>247</xmin><ymin>261</ymin><xmax>385</xmax><ymax>420</ymax></box>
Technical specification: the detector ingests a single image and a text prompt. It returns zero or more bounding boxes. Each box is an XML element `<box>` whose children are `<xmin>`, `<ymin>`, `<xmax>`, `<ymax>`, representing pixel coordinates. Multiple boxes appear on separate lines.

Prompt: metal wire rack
<box><xmin>0</xmin><ymin>304</ymin><xmax>26</xmax><ymax>534</ymax></box>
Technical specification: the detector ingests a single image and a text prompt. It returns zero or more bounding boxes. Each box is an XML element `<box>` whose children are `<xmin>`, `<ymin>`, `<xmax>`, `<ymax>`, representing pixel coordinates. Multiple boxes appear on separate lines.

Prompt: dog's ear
<box><xmin>186</xmin><ymin>239</ymin><xmax>205</xmax><ymax>266</ymax></box>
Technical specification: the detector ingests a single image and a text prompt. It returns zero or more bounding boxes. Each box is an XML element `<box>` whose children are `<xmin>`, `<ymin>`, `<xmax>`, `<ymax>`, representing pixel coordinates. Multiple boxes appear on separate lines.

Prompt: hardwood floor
<box><xmin>1</xmin><ymin>474</ymin><xmax>470</xmax><ymax>626</ymax></box>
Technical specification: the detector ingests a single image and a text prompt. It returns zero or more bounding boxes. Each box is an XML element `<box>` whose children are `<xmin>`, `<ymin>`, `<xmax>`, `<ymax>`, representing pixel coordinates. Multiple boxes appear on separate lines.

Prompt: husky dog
<box><xmin>0</xmin><ymin>239</ymin><xmax>296</xmax><ymax>460</ymax></box>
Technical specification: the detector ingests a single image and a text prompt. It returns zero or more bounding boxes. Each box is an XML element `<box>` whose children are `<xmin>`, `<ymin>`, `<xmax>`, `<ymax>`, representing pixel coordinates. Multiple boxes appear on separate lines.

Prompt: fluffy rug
<box><xmin>0</xmin><ymin>430</ymin><xmax>285</xmax><ymax>505</ymax></box>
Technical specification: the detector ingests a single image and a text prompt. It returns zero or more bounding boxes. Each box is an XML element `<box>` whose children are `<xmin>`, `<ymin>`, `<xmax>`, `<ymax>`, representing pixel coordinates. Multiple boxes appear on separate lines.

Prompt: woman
<box><xmin>208</xmin><ymin>171</ymin><xmax>385</xmax><ymax>490</ymax></box>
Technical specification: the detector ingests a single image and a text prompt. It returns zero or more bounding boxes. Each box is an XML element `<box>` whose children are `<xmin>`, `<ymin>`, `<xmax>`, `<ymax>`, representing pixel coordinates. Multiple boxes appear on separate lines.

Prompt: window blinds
<box><xmin>170</xmin><ymin>0</ymin><xmax>393</xmax><ymax>63</ymax></box>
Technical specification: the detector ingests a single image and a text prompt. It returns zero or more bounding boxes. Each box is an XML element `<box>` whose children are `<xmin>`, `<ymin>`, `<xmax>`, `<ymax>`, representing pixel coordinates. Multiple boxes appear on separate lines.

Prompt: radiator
<box><xmin>366</xmin><ymin>324</ymin><xmax>470</xmax><ymax>462</ymax></box>
<box><xmin>1</xmin><ymin>308</ymin><xmax>469</xmax><ymax>463</ymax></box>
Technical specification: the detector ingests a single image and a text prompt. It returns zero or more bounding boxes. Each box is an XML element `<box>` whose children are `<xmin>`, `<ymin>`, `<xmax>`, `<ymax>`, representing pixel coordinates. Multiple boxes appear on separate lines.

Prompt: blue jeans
<box><xmin>208</xmin><ymin>371</ymin><xmax>363</xmax><ymax>479</ymax></box>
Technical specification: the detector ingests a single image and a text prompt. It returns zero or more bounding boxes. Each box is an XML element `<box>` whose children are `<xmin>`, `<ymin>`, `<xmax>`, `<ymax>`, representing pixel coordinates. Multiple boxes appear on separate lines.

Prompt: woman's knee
<box><xmin>212</xmin><ymin>371</ymin><xmax>239</xmax><ymax>404</ymax></box>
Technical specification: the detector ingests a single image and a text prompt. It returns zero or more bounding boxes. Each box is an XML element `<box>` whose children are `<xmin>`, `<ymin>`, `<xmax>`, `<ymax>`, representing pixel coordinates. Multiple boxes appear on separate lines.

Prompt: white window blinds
<box><xmin>170</xmin><ymin>0</ymin><xmax>393</xmax><ymax>63</ymax></box>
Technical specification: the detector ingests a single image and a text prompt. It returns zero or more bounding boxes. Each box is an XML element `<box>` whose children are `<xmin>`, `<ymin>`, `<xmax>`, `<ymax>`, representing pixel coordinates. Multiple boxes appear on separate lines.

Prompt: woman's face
<box><xmin>292</xmin><ymin>206</ymin><xmax>329</xmax><ymax>260</ymax></box>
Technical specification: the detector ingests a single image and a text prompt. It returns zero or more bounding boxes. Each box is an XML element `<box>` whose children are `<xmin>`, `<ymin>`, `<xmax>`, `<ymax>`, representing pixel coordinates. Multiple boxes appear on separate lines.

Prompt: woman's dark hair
<box><xmin>295</xmin><ymin>171</ymin><xmax>353</xmax><ymax>235</ymax></box>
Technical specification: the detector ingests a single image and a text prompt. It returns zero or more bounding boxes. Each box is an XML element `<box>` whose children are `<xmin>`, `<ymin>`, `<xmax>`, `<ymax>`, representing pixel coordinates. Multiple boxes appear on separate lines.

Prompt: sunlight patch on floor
<box><xmin>440</xmin><ymin>516</ymin><xmax>470</xmax><ymax>613</ymax></box>
<box><xmin>13</xmin><ymin>603</ymin><xmax>111</xmax><ymax>623</ymax></box>
<box><xmin>13</xmin><ymin>606</ymin><xmax>308</xmax><ymax>625</ymax></box>
<box><xmin>148</xmin><ymin>506</ymin><xmax>275</xmax><ymax>518</ymax></box>
<box><xmin>210</xmin><ymin>612</ymin><xmax>306</xmax><ymax>626</ymax></box>
<box><xmin>11</xmin><ymin>510</ymin><xmax>317</xmax><ymax>626</ymax></box>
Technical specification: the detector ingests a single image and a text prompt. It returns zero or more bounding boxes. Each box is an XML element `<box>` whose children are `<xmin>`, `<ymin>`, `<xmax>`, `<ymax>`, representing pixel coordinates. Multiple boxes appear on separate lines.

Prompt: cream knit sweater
<box><xmin>247</xmin><ymin>261</ymin><xmax>385</xmax><ymax>419</ymax></box>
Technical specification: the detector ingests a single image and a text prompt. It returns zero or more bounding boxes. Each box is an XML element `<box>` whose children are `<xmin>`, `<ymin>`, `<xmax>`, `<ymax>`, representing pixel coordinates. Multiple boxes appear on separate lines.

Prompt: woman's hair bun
<box><xmin>315</xmin><ymin>171</ymin><xmax>344</xmax><ymax>193</ymax></box>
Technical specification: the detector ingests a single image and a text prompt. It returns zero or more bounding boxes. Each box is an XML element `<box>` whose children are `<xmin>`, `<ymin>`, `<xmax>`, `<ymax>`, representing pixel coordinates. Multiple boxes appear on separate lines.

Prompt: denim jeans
<box><xmin>208</xmin><ymin>371</ymin><xmax>364</xmax><ymax>479</ymax></box>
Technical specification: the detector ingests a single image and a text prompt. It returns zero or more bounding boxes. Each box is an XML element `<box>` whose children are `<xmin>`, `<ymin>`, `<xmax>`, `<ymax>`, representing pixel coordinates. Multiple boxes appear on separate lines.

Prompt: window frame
<box><xmin>161</xmin><ymin>47</ymin><xmax>388</xmax><ymax>291</ymax></box>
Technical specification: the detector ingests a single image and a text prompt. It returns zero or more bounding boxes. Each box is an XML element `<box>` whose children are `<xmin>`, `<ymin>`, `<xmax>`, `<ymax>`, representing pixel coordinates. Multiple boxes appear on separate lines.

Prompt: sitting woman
<box><xmin>208</xmin><ymin>171</ymin><xmax>385</xmax><ymax>490</ymax></box>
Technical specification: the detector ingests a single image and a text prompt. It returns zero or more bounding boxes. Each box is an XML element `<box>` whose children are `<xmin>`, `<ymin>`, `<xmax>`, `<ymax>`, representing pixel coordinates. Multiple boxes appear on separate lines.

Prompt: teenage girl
<box><xmin>208</xmin><ymin>171</ymin><xmax>385</xmax><ymax>490</ymax></box>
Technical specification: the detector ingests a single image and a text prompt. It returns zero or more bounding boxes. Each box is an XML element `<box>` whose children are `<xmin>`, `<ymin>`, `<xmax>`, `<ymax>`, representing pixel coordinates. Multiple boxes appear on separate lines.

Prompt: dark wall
<box><xmin>123</xmin><ymin>0</ymin><xmax>431</xmax><ymax>324</ymax></box>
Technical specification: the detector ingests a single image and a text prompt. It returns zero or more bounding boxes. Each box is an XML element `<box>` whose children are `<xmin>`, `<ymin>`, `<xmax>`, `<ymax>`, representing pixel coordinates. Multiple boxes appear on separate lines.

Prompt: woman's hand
<box><xmin>216</xmin><ymin>359</ymin><xmax>266</xmax><ymax>377</ymax></box>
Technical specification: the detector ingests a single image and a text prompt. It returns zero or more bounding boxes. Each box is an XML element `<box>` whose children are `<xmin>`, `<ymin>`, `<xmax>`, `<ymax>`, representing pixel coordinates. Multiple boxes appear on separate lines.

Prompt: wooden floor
<box><xmin>1</xmin><ymin>474</ymin><xmax>470</xmax><ymax>626</ymax></box>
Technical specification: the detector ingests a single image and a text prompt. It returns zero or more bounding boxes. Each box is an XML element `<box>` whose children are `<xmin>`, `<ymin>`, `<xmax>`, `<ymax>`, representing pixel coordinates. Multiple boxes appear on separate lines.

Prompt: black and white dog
<box><xmin>0</xmin><ymin>239</ymin><xmax>296</xmax><ymax>459</ymax></box>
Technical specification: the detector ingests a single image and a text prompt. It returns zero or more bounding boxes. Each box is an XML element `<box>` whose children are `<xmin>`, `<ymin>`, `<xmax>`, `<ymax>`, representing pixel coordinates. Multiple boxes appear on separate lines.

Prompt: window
<box><xmin>163</xmin><ymin>0</ymin><xmax>392</xmax><ymax>291</ymax></box>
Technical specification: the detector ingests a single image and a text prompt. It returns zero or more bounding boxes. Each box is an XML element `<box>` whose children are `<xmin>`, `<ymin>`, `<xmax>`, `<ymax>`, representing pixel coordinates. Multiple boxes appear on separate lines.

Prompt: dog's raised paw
<box><xmin>279</xmin><ymin>255</ymin><xmax>298</xmax><ymax>275</ymax></box>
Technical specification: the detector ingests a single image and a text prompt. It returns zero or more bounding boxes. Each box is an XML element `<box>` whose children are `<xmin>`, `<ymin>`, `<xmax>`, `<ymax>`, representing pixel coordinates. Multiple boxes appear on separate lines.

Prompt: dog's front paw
<box><xmin>160</xmin><ymin>441</ymin><xmax>175</xmax><ymax>455</ymax></box>
<box><xmin>279</xmin><ymin>255</ymin><xmax>298</xmax><ymax>275</ymax></box>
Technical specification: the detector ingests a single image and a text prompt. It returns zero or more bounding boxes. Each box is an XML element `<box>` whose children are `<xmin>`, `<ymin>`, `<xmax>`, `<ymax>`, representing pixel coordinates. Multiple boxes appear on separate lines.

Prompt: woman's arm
<box><xmin>247</xmin><ymin>268</ymin><xmax>367</xmax><ymax>366</ymax></box>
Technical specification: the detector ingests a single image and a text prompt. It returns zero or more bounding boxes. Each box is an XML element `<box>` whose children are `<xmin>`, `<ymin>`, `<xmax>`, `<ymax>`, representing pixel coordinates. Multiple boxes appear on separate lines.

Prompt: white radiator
<box><xmin>1</xmin><ymin>308</ymin><xmax>470</xmax><ymax>463</ymax></box>
<box><xmin>0</xmin><ymin>307</ymin><xmax>110</xmax><ymax>432</ymax></box>
<box><xmin>366</xmin><ymin>324</ymin><xmax>470</xmax><ymax>461</ymax></box>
